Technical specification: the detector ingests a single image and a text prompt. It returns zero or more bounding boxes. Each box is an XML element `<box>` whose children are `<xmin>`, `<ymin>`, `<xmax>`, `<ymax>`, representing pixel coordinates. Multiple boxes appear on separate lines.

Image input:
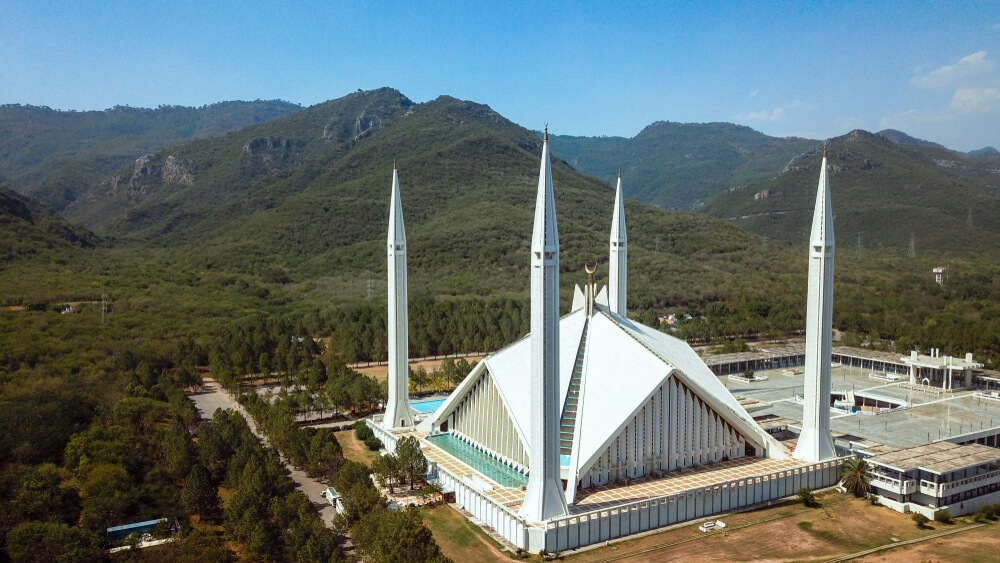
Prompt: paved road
<box><xmin>188</xmin><ymin>379</ymin><xmax>338</xmax><ymax>528</ymax></box>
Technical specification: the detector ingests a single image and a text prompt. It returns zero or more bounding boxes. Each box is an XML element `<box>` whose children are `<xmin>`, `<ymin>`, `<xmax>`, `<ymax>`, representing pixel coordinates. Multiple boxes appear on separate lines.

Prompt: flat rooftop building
<box><xmin>901</xmin><ymin>350</ymin><xmax>983</xmax><ymax>391</ymax></box>
<box><xmin>867</xmin><ymin>441</ymin><xmax>1000</xmax><ymax>518</ymax></box>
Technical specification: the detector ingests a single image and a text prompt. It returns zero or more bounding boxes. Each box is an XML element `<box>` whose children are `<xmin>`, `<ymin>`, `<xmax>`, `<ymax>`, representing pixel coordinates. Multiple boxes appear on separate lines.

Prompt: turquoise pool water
<box><xmin>426</xmin><ymin>433</ymin><xmax>528</xmax><ymax>488</ymax></box>
<box><xmin>412</xmin><ymin>398</ymin><xmax>446</xmax><ymax>413</ymax></box>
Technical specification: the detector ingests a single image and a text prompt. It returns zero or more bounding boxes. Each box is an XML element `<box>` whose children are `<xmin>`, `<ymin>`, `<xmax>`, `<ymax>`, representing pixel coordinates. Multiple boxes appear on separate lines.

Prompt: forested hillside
<box><xmin>0</xmin><ymin>101</ymin><xmax>301</xmax><ymax>209</ymax></box>
<box><xmin>703</xmin><ymin>129</ymin><xmax>1000</xmax><ymax>256</ymax></box>
<box><xmin>0</xmin><ymin>183</ymin><xmax>97</xmax><ymax>262</ymax></box>
<box><xmin>65</xmin><ymin>88</ymin><xmax>804</xmax><ymax>312</ymax></box>
<box><xmin>548</xmin><ymin>122</ymin><xmax>815</xmax><ymax>210</ymax></box>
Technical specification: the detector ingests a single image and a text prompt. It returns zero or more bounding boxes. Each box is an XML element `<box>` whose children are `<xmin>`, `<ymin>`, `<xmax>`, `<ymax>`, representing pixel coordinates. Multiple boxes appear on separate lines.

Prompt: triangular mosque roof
<box><xmin>432</xmin><ymin>301</ymin><xmax>786</xmax><ymax>479</ymax></box>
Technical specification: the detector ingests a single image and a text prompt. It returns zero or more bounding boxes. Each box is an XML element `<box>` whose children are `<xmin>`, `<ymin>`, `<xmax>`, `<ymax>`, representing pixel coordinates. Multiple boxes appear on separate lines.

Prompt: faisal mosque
<box><xmin>369</xmin><ymin>131</ymin><xmax>844</xmax><ymax>552</ymax></box>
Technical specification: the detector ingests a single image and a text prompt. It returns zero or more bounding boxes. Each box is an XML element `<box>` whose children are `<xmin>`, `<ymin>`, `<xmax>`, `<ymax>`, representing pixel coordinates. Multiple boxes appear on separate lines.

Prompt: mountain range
<box><xmin>11</xmin><ymin>88</ymin><xmax>800</xmax><ymax>312</ymax></box>
<box><xmin>547</xmin><ymin>122</ymin><xmax>816</xmax><ymax>210</ymax></box>
<box><xmin>3</xmin><ymin>87</ymin><xmax>1000</xmax><ymax>312</ymax></box>
<box><xmin>0</xmin><ymin>100</ymin><xmax>301</xmax><ymax>210</ymax></box>
<box><xmin>704</xmin><ymin>129</ymin><xmax>1000</xmax><ymax>256</ymax></box>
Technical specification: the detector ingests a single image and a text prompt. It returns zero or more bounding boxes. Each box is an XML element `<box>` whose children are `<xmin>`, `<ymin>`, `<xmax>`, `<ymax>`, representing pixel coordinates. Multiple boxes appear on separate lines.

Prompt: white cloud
<box><xmin>911</xmin><ymin>51</ymin><xmax>996</xmax><ymax>88</ymax></box>
<box><xmin>833</xmin><ymin>115</ymin><xmax>866</xmax><ymax>131</ymax></box>
<box><xmin>879</xmin><ymin>108</ymin><xmax>952</xmax><ymax>130</ymax></box>
<box><xmin>951</xmin><ymin>87</ymin><xmax>1000</xmax><ymax>112</ymax></box>
<box><xmin>734</xmin><ymin>99</ymin><xmax>811</xmax><ymax>122</ymax></box>
<box><xmin>748</xmin><ymin>89</ymin><xmax>759</xmax><ymax>98</ymax></box>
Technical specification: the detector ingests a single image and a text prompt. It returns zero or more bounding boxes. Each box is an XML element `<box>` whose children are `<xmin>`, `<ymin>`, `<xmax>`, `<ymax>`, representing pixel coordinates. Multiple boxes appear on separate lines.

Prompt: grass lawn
<box><xmin>419</xmin><ymin>504</ymin><xmax>529</xmax><ymax>562</ymax></box>
<box><xmin>335</xmin><ymin>429</ymin><xmax>380</xmax><ymax>465</ymax></box>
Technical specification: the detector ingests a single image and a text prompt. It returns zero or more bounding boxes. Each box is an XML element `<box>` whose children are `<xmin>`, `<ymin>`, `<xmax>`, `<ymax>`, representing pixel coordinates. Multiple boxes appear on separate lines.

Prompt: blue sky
<box><xmin>3</xmin><ymin>1</ymin><xmax>999</xmax><ymax>150</ymax></box>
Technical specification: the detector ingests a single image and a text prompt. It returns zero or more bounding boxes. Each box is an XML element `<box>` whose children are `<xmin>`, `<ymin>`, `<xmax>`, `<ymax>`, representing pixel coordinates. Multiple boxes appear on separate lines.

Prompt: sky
<box><xmin>2</xmin><ymin>1</ymin><xmax>999</xmax><ymax>151</ymax></box>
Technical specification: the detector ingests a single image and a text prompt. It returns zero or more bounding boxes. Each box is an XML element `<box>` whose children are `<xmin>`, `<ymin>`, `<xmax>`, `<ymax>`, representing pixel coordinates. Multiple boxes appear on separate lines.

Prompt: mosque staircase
<box><xmin>560</xmin><ymin>320</ymin><xmax>589</xmax><ymax>456</ymax></box>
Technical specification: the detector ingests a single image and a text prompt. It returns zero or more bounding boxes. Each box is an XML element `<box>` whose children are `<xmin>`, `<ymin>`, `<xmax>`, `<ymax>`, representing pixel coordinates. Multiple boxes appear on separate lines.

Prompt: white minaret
<box><xmin>384</xmin><ymin>165</ymin><xmax>414</xmax><ymax>429</ymax></box>
<box><xmin>520</xmin><ymin>128</ymin><xmax>569</xmax><ymax>521</ymax></box>
<box><xmin>796</xmin><ymin>146</ymin><xmax>836</xmax><ymax>462</ymax></box>
<box><xmin>609</xmin><ymin>170</ymin><xmax>627</xmax><ymax>316</ymax></box>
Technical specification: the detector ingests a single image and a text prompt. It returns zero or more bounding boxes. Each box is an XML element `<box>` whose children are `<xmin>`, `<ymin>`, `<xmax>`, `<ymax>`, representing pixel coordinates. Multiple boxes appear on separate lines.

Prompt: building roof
<box><xmin>107</xmin><ymin>518</ymin><xmax>166</xmax><ymax>533</ymax></box>
<box><xmin>736</xmin><ymin>396</ymin><xmax>771</xmax><ymax>413</ymax></box>
<box><xmin>868</xmin><ymin>441</ymin><xmax>1000</xmax><ymax>474</ymax></box>
<box><xmin>704</xmin><ymin>343</ymin><xmax>932</xmax><ymax>367</ymax></box>
<box><xmin>432</xmin><ymin>301</ymin><xmax>787</xmax><ymax>479</ymax></box>
<box><xmin>901</xmin><ymin>352</ymin><xmax>983</xmax><ymax>370</ymax></box>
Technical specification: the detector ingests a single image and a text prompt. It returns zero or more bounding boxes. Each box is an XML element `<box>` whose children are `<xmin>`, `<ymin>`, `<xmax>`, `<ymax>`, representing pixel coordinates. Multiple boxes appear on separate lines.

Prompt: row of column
<box><xmin>440</xmin><ymin>466</ymin><xmax>527</xmax><ymax>548</ymax></box>
<box><xmin>451</xmin><ymin>371</ymin><xmax>527</xmax><ymax>470</ymax></box>
<box><xmin>546</xmin><ymin>460</ymin><xmax>843</xmax><ymax>552</ymax></box>
<box><xmin>580</xmin><ymin>378</ymin><xmax>746</xmax><ymax>487</ymax></box>
<box><xmin>434</xmin><ymin>453</ymin><xmax>842</xmax><ymax>552</ymax></box>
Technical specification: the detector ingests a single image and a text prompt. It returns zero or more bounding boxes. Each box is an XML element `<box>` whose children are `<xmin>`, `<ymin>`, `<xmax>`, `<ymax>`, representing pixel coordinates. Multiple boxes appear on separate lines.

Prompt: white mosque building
<box><xmin>370</xmin><ymin>134</ymin><xmax>844</xmax><ymax>552</ymax></box>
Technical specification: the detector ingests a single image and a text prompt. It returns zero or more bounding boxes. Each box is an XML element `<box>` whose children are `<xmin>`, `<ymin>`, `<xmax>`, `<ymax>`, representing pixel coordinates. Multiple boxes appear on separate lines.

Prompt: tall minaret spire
<box><xmin>520</xmin><ymin>126</ymin><xmax>569</xmax><ymax>522</ymax></box>
<box><xmin>609</xmin><ymin>169</ymin><xmax>627</xmax><ymax>316</ymax></box>
<box><xmin>795</xmin><ymin>145</ymin><xmax>836</xmax><ymax>462</ymax></box>
<box><xmin>384</xmin><ymin>164</ymin><xmax>414</xmax><ymax>429</ymax></box>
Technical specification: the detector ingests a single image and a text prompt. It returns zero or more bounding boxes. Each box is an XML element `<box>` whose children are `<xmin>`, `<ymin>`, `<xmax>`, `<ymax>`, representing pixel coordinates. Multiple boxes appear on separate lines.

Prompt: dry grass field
<box><xmin>355</xmin><ymin>356</ymin><xmax>483</xmax><ymax>381</ymax></box>
<box><xmin>857</xmin><ymin>525</ymin><xmax>999</xmax><ymax>562</ymax></box>
<box><xmin>335</xmin><ymin>429</ymin><xmax>380</xmax><ymax>465</ymax></box>
<box><xmin>417</xmin><ymin>491</ymin><xmax>997</xmax><ymax>563</ymax></box>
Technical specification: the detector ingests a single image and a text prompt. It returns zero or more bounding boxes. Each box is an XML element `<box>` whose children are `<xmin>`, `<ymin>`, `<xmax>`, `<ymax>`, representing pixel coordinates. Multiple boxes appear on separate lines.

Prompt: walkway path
<box><xmin>187</xmin><ymin>379</ymin><xmax>338</xmax><ymax>528</ymax></box>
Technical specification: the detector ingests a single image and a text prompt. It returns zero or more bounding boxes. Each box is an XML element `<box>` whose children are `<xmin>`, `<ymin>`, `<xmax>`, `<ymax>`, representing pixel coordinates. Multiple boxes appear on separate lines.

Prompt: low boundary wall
<box><xmin>367</xmin><ymin>419</ymin><xmax>843</xmax><ymax>552</ymax></box>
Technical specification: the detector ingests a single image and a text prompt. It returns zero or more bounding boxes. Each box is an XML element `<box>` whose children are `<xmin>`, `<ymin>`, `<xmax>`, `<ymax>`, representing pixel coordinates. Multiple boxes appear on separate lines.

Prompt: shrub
<box><xmin>972</xmin><ymin>511</ymin><xmax>988</xmax><ymax>523</ymax></box>
<box><xmin>354</xmin><ymin>420</ymin><xmax>374</xmax><ymax>442</ymax></box>
<box><xmin>868</xmin><ymin>494</ymin><xmax>879</xmax><ymax>506</ymax></box>
<box><xmin>912</xmin><ymin>513</ymin><xmax>930</xmax><ymax>528</ymax></box>
<box><xmin>934</xmin><ymin>509</ymin><xmax>952</xmax><ymax>524</ymax></box>
<box><xmin>797</xmin><ymin>487</ymin><xmax>817</xmax><ymax>507</ymax></box>
<box><xmin>364</xmin><ymin>436</ymin><xmax>382</xmax><ymax>451</ymax></box>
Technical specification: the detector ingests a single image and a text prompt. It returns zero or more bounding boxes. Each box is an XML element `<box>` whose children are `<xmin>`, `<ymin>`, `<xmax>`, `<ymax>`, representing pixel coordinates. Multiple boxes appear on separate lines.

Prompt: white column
<box><xmin>609</xmin><ymin>171</ymin><xmax>627</xmax><ymax>316</ymax></box>
<box><xmin>796</xmin><ymin>148</ymin><xmax>837</xmax><ymax>462</ymax></box>
<box><xmin>384</xmin><ymin>166</ymin><xmax>414</xmax><ymax>429</ymax></box>
<box><xmin>520</xmin><ymin>128</ymin><xmax>569</xmax><ymax>521</ymax></box>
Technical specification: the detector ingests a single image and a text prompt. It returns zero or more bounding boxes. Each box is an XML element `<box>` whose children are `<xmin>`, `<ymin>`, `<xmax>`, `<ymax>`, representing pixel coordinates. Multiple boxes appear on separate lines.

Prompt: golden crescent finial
<box><xmin>823</xmin><ymin>143</ymin><xmax>827</xmax><ymax>158</ymax></box>
<box><xmin>585</xmin><ymin>262</ymin><xmax>596</xmax><ymax>275</ymax></box>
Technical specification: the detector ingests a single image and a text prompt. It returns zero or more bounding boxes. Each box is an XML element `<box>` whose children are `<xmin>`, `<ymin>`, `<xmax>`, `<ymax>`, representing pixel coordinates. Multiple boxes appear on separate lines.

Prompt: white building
<box><xmin>867</xmin><ymin>441</ymin><xmax>1000</xmax><ymax>518</ymax></box>
<box><xmin>901</xmin><ymin>349</ymin><xmax>982</xmax><ymax>391</ymax></box>
<box><xmin>369</xmin><ymin>137</ymin><xmax>843</xmax><ymax>552</ymax></box>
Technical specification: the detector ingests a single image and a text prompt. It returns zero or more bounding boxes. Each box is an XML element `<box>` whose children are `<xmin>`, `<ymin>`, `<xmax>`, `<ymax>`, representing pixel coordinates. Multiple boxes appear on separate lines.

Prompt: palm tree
<box><xmin>841</xmin><ymin>456</ymin><xmax>873</xmax><ymax>497</ymax></box>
